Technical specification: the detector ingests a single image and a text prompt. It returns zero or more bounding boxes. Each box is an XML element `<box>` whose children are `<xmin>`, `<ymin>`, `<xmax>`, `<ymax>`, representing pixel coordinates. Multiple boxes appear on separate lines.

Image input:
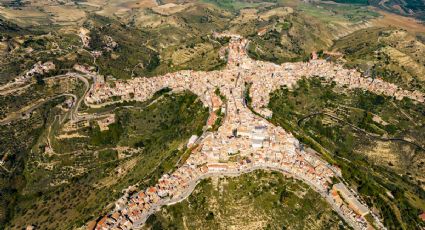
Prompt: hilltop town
<box><xmin>85</xmin><ymin>35</ymin><xmax>424</xmax><ymax>119</ymax></box>
<box><xmin>2</xmin><ymin>0</ymin><xmax>425</xmax><ymax>229</ymax></box>
<box><xmin>82</xmin><ymin>35</ymin><xmax>423</xmax><ymax>230</ymax></box>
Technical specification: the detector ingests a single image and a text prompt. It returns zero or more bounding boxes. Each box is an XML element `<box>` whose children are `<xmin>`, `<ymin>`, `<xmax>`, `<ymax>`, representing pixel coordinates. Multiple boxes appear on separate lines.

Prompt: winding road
<box><xmin>1</xmin><ymin>34</ymin><xmax>403</xmax><ymax>230</ymax></box>
<box><xmin>0</xmin><ymin>72</ymin><xmax>91</xmax><ymax>125</ymax></box>
<box><xmin>131</xmin><ymin>165</ymin><xmax>360</xmax><ymax>229</ymax></box>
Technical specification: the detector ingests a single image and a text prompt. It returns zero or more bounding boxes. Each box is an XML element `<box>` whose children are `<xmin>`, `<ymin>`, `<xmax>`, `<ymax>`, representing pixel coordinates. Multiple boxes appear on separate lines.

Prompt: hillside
<box><xmin>325</xmin><ymin>0</ymin><xmax>425</xmax><ymax>21</ymax></box>
<box><xmin>0</xmin><ymin>1</ymin><xmax>424</xmax><ymax>229</ymax></box>
<box><xmin>145</xmin><ymin>171</ymin><xmax>348</xmax><ymax>230</ymax></box>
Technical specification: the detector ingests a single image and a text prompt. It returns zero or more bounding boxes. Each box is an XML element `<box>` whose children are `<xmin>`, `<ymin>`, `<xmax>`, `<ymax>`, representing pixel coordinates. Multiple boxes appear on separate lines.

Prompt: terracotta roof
<box><xmin>419</xmin><ymin>212</ymin><xmax>425</xmax><ymax>221</ymax></box>
<box><xmin>111</xmin><ymin>212</ymin><xmax>120</xmax><ymax>221</ymax></box>
<box><xmin>86</xmin><ymin>220</ymin><xmax>97</xmax><ymax>230</ymax></box>
<box><xmin>138</xmin><ymin>192</ymin><xmax>146</xmax><ymax>199</ymax></box>
<box><xmin>207</xmin><ymin>112</ymin><xmax>218</xmax><ymax>126</ymax></box>
<box><xmin>147</xmin><ymin>187</ymin><xmax>157</xmax><ymax>194</ymax></box>
<box><xmin>94</xmin><ymin>216</ymin><xmax>108</xmax><ymax>230</ymax></box>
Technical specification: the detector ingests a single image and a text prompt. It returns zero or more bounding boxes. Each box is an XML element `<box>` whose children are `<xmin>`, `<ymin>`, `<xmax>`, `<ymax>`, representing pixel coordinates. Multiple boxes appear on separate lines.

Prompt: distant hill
<box><xmin>0</xmin><ymin>18</ymin><xmax>27</xmax><ymax>36</ymax></box>
<box><xmin>325</xmin><ymin>0</ymin><xmax>425</xmax><ymax>21</ymax></box>
<box><xmin>328</xmin><ymin>0</ymin><xmax>368</xmax><ymax>4</ymax></box>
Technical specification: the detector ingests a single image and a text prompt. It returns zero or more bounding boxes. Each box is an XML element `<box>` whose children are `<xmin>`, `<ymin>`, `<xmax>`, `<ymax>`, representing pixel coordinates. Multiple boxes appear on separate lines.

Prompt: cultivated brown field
<box><xmin>371</xmin><ymin>9</ymin><xmax>425</xmax><ymax>33</ymax></box>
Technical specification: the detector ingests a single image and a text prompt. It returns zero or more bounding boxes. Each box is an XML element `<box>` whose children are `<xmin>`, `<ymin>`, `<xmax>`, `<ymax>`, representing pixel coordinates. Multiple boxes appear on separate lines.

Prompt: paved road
<box><xmin>132</xmin><ymin>165</ymin><xmax>361</xmax><ymax>230</ymax></box>
<box><xmin>0</xmin><ymin>73</ymin><xmax>90</xmax><ymax>125</ymax></box>
<box><xmin>0</xmin><ymin>93</ymin><xmax>77</xmax><ymax>125</ymax></box>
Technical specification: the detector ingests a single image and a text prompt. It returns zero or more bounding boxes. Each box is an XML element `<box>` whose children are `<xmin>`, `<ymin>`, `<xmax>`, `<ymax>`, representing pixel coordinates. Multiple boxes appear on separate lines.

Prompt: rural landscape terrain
<box><xmin>0</xmin><ymin>0</ymin><xmax>425</xmax><ymax>229</ymax></box>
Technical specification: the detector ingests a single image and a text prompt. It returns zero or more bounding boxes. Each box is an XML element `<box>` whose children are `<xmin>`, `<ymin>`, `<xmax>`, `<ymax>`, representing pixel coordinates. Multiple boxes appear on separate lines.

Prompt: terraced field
<box><xmin>332</xmin><ymin>27</ymin><xmax>425</xmax><ymax>93</ymax></box>
<box><xmin>268</xmin><ymin>78</ymin><xmax>425</xmax><ymax>229</ymax></box>
<box><xmin>3</xmin><ymin>91</ymin><xmax>208</xmax><ymax>229</ymax></box>
<box><xmin>0</xmin><ymin>0</ymin><xmax>425</xmax><ymax>229</ymax></box>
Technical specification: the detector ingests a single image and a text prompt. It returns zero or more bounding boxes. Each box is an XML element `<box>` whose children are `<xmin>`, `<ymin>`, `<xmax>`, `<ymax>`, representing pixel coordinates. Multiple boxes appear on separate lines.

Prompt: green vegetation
<box><xmin>86</xmin><ymin>15</ymin><xmax>159</xmax><ymax>79</ymax></box>
<box><xmin>84</xmin><ymin>11</ymin><xmax>230</xmax><ymax>79</ymax></box>
<box><xmin>2</xmin><ymin>91</ymin><xmax>208</xmax><ymax>229</ymax></box>
<box><xmin>268</xmin><ymin>78</ymin><xmax>425</xmax><ymax>229</ymax></box>
<box><xmin>245</xmin><ymin>12</ymin><xmax>329</xmax><ymax>63</ymax></box>
<box><xmin>0</xmin><ymin>78</ymin><xmax>84</xmax><ymax>120</ymax></box>
<box><xmin>0</xmin><ymin>31</ymin><xmax>83</xmax><ymax>84</ymax></box>
<box><xmin>243</xmin><ymin>1</ymin><xmax>379</xmax><ymax>64</ymax></box>
<box><xmin>201</xmin><ymin>0</ymin><xmax>274</xmax><ymax>11</ymax></box>
<box><xmin>210</xmin><ymin>109</ymin><xmax>224</xmax><ymax>131</ymax></box>
<box><xmin>0</xmin><ymin>97</ymin><xmax>65</xmax><ymax>228</ymax></box>
<box><xmin>0</xmin><ymin>18</ymin><xmax>29</xmax><ymax>36</ymax></box>
<box><xmin>329</xmin><ymin>0</ymin><xmax>425</xmax><ymax>21</ymax></box>
<box><xmin>0</xmin><ymin>9</ymin><xmax>230</xmax><ymax>83</ymax></box>
<box><xmin>145</xmin><ymin>170</ymin><xmax>348</xmax><ymax>230</ymax></box>
<box><xmin>1</xmin><ymin>1</ymin><xmax>425</xmax><ymax>229</ymax></box>
<box><xmin>300</xmin><ymin>2</ymin><xmax>379</xmax><ymax>23</ymax></box>
<box><xmin>326</xmin><ymin>0</ymin><xmax>368</xmax><ymax>5</ymax></box>
<box><xmin>208</xmin><ymin>88</ymin><xmax>225</xmax><ymax>131</ymax></box>
<box><xmin>332</xmin><ymin>27</ymin><xmax>425</xmax><ymax>93</ymax></box>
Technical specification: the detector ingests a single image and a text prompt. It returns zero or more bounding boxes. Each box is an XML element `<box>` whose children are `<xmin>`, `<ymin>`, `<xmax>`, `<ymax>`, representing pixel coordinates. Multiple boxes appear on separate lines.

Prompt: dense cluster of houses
<box><xmin>86</xmin><ymin>34</ymin><xmax>424</xmax><ymax>121</ymax></box>
<box><xmin>249</xmin><ymin>60</ymin><xmax>425</xmax><ymax>117</ymax></box>
<box><xmin>333</xmin><ymin>183</ymin><xmax>370</xmax><ymax>216</ymax></box>
<box><xmin>88</xmin><ymin>35</ymin><xmax>388</xmax><ymax>230</ymax></box>
<box><xmin>92</xmin><ymin>96</ymin><xmax>373</xmax><ymax>229</ymax></box>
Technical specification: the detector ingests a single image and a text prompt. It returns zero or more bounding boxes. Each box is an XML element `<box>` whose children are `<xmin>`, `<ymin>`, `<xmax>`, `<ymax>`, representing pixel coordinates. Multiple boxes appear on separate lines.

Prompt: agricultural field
<box><xmin>317</xmin><ymin>0</ymin><xmax>425</xmax><ymax>22</ymax></box>
<box><xmin>268</xmin><ymin>78</ymin><xmax>425</xmax><ymax>229</ymax></box>
<box><xmin>0</xmin><ymin>0</ymin><xmax>425</xmax><ymax>229</ymax></box>
<box><xmin>145</xmin><ymin>170</ymin><xmax>348</xmax><ymax>230</ymax></box>
<box><xmin>241</xmin><ymin>1</ymin><xmax>379</xmax><ymax>63</ymax></box>
<box><xmin>0</xmin><ymin>0</ymin><xmax>386</xmax><ymax>81</ymax></box>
